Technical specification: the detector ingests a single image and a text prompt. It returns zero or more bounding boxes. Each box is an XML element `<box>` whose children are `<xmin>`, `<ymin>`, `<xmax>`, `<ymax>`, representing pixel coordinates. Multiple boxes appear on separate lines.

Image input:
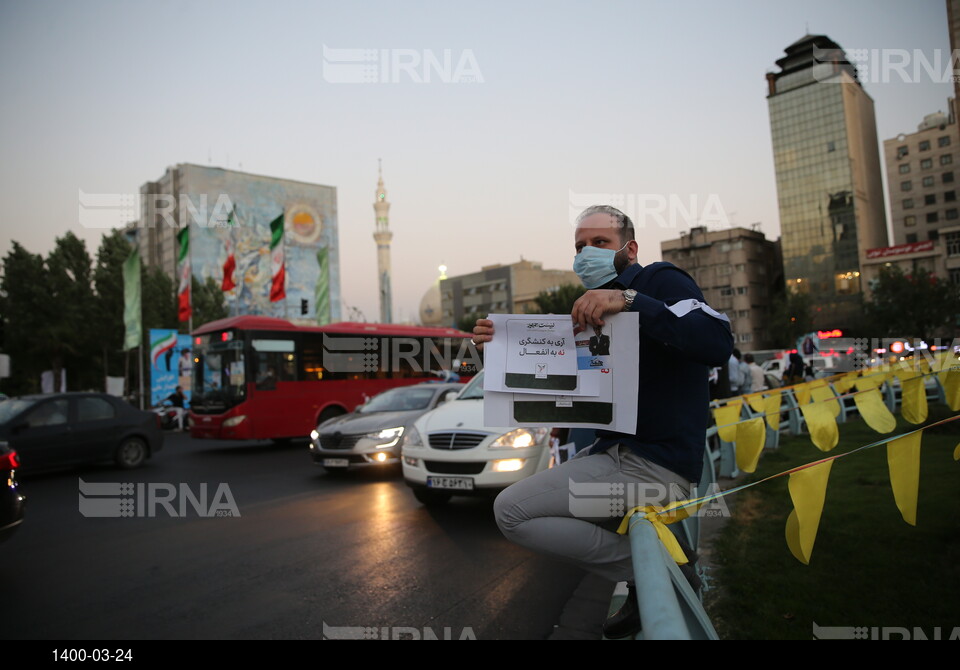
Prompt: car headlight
<box><xmin>223</xmin><ymin>415</ymin><xmax>246</xmax><ymax>428</ymax></box>
<box><xmin>403</xmin><ymin>425</ymin><xmax>423</xmax><ymax>447</ymax></box>
<box><xmin>310</xmin><ymin>429</ymin><xmax>320</xmax><ymax>441</ymax></box>
<box><xmin>490</xmin><ymin>427</ymin><xmax>548</xmax><ymax>449</ymax></box>
<box><xmin>365</xmin><ymin>426</ymin><xmax>404</xmax><ymax>449</ymax></box>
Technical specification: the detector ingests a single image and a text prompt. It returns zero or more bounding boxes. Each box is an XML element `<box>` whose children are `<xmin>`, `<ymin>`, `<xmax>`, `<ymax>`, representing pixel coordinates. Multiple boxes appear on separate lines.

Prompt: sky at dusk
<box><xmin>0</xmin><ymin>0</ymin><xmax>954</xmax><ymax>323</ymax></box>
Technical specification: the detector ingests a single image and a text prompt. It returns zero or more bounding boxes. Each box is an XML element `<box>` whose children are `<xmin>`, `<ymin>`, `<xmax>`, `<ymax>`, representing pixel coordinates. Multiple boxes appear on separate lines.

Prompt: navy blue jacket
<box><xmin>592</xmin><ymin>262</ymin><xmax>734</xmax><ymax>483</ymax></box>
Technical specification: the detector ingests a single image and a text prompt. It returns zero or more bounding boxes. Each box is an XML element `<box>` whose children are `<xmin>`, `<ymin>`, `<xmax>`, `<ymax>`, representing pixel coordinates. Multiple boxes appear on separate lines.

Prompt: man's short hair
<box><xmin>576</xmin><ymin>205</ymin><xmax>635</xmax><ymax>245</ymax></box>
<box><xmin>744</xmin><ymin>353</ymin><xmax>754</xmax><ymax>364</ymax></box>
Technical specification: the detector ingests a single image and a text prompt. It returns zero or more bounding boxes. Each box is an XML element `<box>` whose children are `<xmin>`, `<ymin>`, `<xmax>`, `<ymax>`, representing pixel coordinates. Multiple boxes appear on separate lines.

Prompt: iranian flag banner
<box><xmin>269</xmin><ymin>212</ymin><xmax>286</xmax><ymax>302</ymax></box>
<box><xmin>221</xmin><ymin>210</ymin><xmax>237</xmax><ymax>292</ymax></box>
<box><xmin>177</xmin><ymin>227</ymin><xmax>191</xmax><ymax>322</ymax></box>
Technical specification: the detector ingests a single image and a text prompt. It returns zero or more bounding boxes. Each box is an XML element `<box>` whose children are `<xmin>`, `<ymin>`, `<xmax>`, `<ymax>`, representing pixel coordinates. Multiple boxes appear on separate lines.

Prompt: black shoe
<box><xmin>602</xmin><ymin>583</ymin><xmax>641</xmax><ymax>639</ymax></box>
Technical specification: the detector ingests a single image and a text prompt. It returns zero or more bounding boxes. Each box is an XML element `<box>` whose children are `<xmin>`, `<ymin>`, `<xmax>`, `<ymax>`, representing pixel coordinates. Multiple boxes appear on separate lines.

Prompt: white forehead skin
<box><xmin>574</xmin><ymin>213</ymin><xmax>623</xmax><ymax>253</ymax></box>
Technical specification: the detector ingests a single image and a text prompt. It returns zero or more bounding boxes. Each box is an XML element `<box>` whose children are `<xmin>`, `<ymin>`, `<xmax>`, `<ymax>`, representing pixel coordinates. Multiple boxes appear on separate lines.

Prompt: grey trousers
<box><xmin>493</xmin><ymin>445</ymin><xmax>691</xmax><ymax>583</ymax></box>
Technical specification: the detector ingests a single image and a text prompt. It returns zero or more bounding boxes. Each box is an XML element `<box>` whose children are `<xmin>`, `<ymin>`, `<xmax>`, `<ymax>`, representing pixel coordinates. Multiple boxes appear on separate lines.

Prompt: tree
<box><xmin>0</xmin><ymin>242</ymin><xmax>51</xmax><ymax>394</ymax></box>
<box><xmin>191</xmin><ymin>276</ymin><xmax>228</xmax><ymax>329</ymax></box>
<box><xmin>45</xmin><ymin>232</ymin><xmax>97</xmax><ymax>390</ymax></box>
<box><xmin>93</xmin><ymin>230</ymin><xmax>135</xmax><ymax>380</ymax></box>
<box><xmin>767</xmin><ymin>291</ymin><xmax>814</xmax><ymax>349</ymax></box>
<box><xmin>142</xmin><ymin>265</ymin><xmax>178</xmax><ymax>334</ymax></box>
<box><xmin>864</xmin><ymin>266</ymin><xmax>960</xmax><ymax>341</ymax></box>
<box><xmin>530</xmin><ymin>284</ymin><xmax>586</xmax><ymax>315</ymax></box>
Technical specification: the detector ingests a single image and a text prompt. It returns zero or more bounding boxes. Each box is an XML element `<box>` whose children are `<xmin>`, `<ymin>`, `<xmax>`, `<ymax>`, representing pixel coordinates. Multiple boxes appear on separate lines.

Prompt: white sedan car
<box><xmin>401</xmin><ymin>372</ymin><xmax>553</xmax><ymax>505</ymax></box>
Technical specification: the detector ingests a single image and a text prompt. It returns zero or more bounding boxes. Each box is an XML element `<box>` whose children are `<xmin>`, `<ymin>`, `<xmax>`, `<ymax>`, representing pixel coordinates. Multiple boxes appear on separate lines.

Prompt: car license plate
<box><xmin>323</xmin><ymin>458</ymin><xmax>349</xmax><ymax>468</ymax></box>
<box><xmin>427</xmin><ymin>476</ymin><xmax>474</xmax><ymax>490</ymax></box>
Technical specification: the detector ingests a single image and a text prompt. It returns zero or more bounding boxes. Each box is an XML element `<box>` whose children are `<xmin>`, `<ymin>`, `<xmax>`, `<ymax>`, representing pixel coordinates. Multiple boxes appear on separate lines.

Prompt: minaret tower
<box><xmin>373</xmin><ymin>159</ymin><xmax>393</xmax><ymax>323</ymax></box>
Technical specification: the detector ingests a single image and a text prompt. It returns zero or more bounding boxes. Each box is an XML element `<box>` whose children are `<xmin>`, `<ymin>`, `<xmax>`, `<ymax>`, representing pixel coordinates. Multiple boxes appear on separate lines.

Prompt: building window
<box><xmin>925</xmin><ymin>194</ymin><xmax>937</xmax><ymax>206</ymax></box>
<box><xmin>927</xmin><ymin>212</ymin><xmax>939</xmax><ymax>223</ymax></box>
<box><xmin>899</xmin><ymin>164</ymin><xmax>911</xmax><ymax>174</ymax></box>
<box><xmin>930</xmin><ymin>230</ymin><xmax>940</xmax><ymax>241</ymax></box>
<box><xmin>827</xmin><ymin>141</ymin><xmax>836</xmax><ymax>152</ymax></box>
<box><xmin>940</xmin><ymin>136</ymin><xmax>952</xmax><ymax>148</ymax></box>
<box><xmin>736</xmin><ymin>286</ymin><xmax>748</xmax><ymax>295</ymax></box>
<box><xmin>921</xmin><ymin>158</ymin><xmax>933</xmax><ymax>169</ymax></box>
<box><xmin>920</xmin><ymin>140</ymin><xmax>931</xmax><ymax>151</ymax></box>
<box><xmin>716</xmin><ymin>265</ymin><xmax>732</xmax><ymax>276</ymax></box>
<box><xmin>947</xmin><ymin>208</ymin><xmax>959</xmax><ymax>221</ymax></box>
<box><xmin>945</xmin><ymin>171</ymin><xmax>955</xmax><ymax>184</ymax></box>
<box><xmin>951</xmin><ymin>267</ymin><xmax>960</xmax><ymax>284</ymax></box>
<box><xmin>942</xmin><ymin>154</ymin><xmax>954</xmax><ymax>166</ymax></box>
<box><xmin>904</xmin><ymin>215</ymin><xmax>917</xmax><ymax>226</ymax></box>
<box><xmin>906</xmin><ymin>233</ymin><xmax>918</xmax><ymax>243</ymax></box>
<box><xmin>948</xmin><ymin>232</ymin><xmax>960</xmax><ymax>256</ymax></box>
<box><xmin>737</xmin><ymin>309</ymin><xmax>750</xmax><ymax>318</ymax></box>
<box><xmin>946</xmin><ymin>190</ymin><xmax>956</xmax><ymax>202</ymax></box>
<box><xmin>734</xmin><ymin>263</ymin><xmax>746</xmax><ymax>272</ymax></box>
<box><xmin>738</xmin><ymin>333</ymin><xmax>753</xmax><ymax>343</ymax></box>
<box><xmin>901</xmin><ymin>180</ymin><xmax>913</xmax><ymax>191</ymax></box>
<box><xmin>719</xmin><ymin>286</ymin><xmax>733</xmax><ymax>296</ymax></box>
<box><xmin>897</xmin><ymin>145</ymin><xmax>909</xmax><ymax>158</ymax></box>
<box><xmin>923</xmin><ymin>176</ymin><xmax>935</xmax><ymax>187</ymax></box>
<box><xmin>903</xmin><ymin>198</ymin><xmax>914</xmax><ymax>209</ymax></box>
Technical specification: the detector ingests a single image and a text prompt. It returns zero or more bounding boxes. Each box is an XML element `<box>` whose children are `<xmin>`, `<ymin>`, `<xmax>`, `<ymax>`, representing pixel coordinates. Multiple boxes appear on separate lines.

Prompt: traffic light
<box><xmin>300</xmin><ymin>298</ymin><xmax>308</xmax><ymax>315</ymax></box>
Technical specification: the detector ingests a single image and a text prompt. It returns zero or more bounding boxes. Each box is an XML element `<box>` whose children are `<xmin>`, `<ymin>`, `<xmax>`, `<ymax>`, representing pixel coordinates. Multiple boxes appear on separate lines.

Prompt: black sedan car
<box><xmin>0</xmin><ymin>393</ymin><xmax>164</xmax><ymax>472</ymax></box>
<box><xmin>0</xmin><ymin>441</ymin><xmax>25</xmax><ymax>542</ymax></box>
<box><xmin>310</xmin><ymin>382</ymin><xmax>463</xmax><ymax>472</ymax></box>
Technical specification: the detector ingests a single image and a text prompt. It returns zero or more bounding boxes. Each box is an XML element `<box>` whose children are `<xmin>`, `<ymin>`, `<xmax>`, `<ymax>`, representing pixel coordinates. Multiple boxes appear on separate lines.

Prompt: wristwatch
<box><xmin>622</xmin><ymin>289</ymin><xmax>637</xmax><ymax>311</ymax></box>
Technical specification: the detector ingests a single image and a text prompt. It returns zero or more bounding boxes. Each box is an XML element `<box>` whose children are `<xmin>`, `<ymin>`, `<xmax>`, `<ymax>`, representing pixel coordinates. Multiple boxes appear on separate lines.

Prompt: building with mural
<box><xmin>134</xmin><ymin>164</ymin><xmax>341</xmax><ymax>324</ymax></box>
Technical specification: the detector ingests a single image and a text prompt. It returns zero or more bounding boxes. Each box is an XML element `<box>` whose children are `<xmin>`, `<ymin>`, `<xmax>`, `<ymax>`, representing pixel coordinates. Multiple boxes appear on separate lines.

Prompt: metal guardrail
<box><xmin>623</xmin><ymin>516</ymin><xmax>719</xmax><ymax>640</ymax></box>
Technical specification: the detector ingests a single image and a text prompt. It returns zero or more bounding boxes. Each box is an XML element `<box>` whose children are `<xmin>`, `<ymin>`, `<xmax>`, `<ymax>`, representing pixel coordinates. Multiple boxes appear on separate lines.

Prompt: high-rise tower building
<box><xmin>373</xmin><ymin>160</ymin><xmax>393</xmax><ymax>323</ymax></box>
<box><xmin>766</xmin><ymin>35</ymin><xmax>888</xmax><ymax>329</ymax></box>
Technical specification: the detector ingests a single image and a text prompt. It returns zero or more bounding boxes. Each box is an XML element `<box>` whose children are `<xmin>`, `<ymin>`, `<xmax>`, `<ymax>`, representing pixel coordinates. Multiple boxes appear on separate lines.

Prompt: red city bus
<box><xmin>188</xmin><ymin>316</ymin><xmax>478</xmax><ymax>440</ymax></box>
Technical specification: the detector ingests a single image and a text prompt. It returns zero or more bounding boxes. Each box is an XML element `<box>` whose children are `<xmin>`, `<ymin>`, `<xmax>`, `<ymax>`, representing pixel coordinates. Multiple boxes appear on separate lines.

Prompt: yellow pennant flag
<box><xmin>799</xmin><ymin>401</ymin><xmax>839</xmax><ymax>452</ymax></box>
<box><xmin>713</xmin><ymin>401</ymin><xmax>742</xmax><ymax>443</ymax></box>
<box><xmin>855</xmin><ymin>370</ymin><xmax>888</xmax><ymax>392</ymax></box>
<box><xmin>899</xmin><ymin>373</ymin><xmax>928</xmax><ymax>425</ymax></box>
<box><xmin>794</xmin><ymin>382</ymin><xmax>813</xmax><ymax>406</ymax></box>
<box><xmin>833</xmin><ymin>371</ymin><xmax>859</xmax><ymax>394</ymax></box>
<box><xmin>763</xmin><ymin>391</ymin><xmax>782</xmax><ymax>431</ymax></box>
<box><xmin>954</xmin><ymin>443</ymin><xmax>960</xmax><ymax>461</ymax></box>
<box><xmin>745</xmin><ymin>392</ymin><xmax>766</xmax><ymax>414</ymax></box>
<box><xmin>785</xmin><ymin>460</ymin><xmax>834</xmax><ymax>565</ymax></box>
<box><xmin>735</xmin><ymin>417</ymin><xmax>766</xmax><ymax>473</ymax></box>
<box><xmin>810</xmin><ymin>382</ymin><xmax>841</xmax><ymax>418</ymax></box>
<box><xmin>887</xmin><ymin>431</ymin><xmax>922</xmax><ymax>526</ymax></box>
<box><xmin>853</xmin><ymin>388</ymin><xmax>897</xmax><ymax>434</ymax></box>
<box><xmin>939</xmin><ymin>368</ymin><xmax>960</xmax><ymax>412</ymax></box>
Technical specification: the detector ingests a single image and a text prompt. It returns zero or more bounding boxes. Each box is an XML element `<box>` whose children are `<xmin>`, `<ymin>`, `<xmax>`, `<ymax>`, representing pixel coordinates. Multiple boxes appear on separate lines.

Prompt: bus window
<box><xmin>252</xmin><ymin>339</ymin><xmax>296</xmax><ymax>390</ymax></box>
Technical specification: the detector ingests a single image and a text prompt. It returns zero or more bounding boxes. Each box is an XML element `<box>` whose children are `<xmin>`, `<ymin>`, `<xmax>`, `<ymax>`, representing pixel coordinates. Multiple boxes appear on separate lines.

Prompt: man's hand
<box><xmin>472</xmin><ymin>318</ymin><xmax>495</xmax><ymax>351</ymax></box>
<box><xmin>571</xmin><ymin>289</ymin><xmax>626</xmax><ymax>329</ymax></box>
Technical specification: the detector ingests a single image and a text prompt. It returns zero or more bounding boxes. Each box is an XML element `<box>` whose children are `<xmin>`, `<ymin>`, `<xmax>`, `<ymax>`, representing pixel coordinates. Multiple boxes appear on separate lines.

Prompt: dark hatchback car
<box><xmin>310</xmin><ymin>382</ymin><xmax>463</xmax><ymax>472</ymax></box>
<box><xmin>0</xmin><ymin>441</ymin><xmax>25</xmax><ymax>542</ymax></box>
<box><xmin>0</xmin><ymin>393</ymin><xmax>164</xmax><ymax>473</ymax></box>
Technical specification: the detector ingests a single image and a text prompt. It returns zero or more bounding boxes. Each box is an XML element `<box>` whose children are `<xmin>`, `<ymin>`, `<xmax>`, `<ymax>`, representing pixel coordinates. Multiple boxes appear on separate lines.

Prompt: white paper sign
<box><xmin>483</xmin><ymin>312</ymin><xmax>639</xmax><ymax>432</ymax></box>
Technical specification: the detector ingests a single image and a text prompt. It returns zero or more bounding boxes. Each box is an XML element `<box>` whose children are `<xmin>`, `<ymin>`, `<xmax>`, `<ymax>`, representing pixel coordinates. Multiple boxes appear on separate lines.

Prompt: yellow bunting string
<box><xmin>627</xmin><ymin>413</ymin><xmax>960</xmax><ymax>565</ymax></box>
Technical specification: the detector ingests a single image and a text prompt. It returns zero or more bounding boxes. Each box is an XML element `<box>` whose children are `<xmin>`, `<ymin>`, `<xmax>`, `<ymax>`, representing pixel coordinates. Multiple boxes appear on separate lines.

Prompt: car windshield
<box><xmin>458</xmin><ymin>371</ymin><xmax>484</xmax><ymax>400</ymax></box>
<box><xmin>360</xmin><ymin>387</ymin><xmax>437</xmax><ymax>413</ymax></box>
<box><xmin>0</xmin><ymin>398</ymin><xmax>36</xmax><ymax>425</ymax></box>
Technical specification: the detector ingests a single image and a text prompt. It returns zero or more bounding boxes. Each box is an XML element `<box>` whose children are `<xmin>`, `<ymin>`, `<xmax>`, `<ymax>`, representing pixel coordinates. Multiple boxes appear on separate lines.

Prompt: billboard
<box><xmin>149</xmin><ymin>329</ymin><xmax>192</xmax><ymax>407</ymax></box>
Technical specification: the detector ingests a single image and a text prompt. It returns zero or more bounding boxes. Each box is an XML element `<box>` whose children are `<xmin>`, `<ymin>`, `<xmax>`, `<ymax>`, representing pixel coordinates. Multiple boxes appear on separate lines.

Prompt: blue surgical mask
<box><xmin>573</xmin><ymin>243</ymin><xmax>626</xmax><ymax>289</ymax></box>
